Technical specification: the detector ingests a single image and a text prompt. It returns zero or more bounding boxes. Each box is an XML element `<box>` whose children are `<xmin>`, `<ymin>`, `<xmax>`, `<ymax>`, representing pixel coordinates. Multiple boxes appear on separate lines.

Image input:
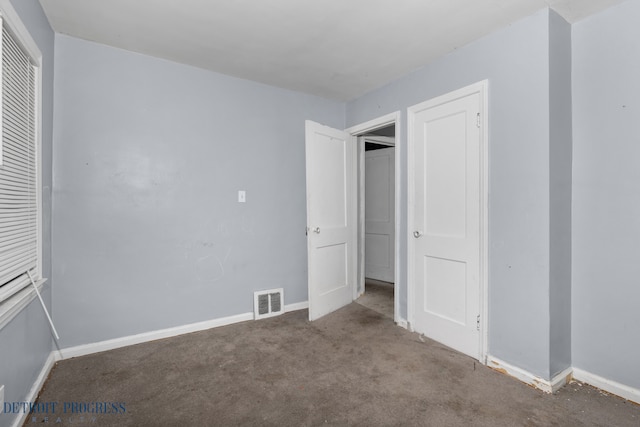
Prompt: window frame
<box><xmin>0</xmin><ymin>0</ymin><xmax>45</xmax><ymax>330</ymax></box>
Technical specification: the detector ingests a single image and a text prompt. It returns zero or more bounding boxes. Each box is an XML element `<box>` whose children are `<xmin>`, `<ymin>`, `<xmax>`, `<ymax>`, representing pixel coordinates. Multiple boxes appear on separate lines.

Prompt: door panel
<box><xmin>364</xmin><ymin>147</ymin><xmax>395</xmax><ymax>282</ymax></box>
<box><xmin>424</xmin><ymin>256</ymin><xmax>466</xmax><ymax>324</ymax></box>
<box><xmin>315</xmin><ymin>243</ymin><xmax>347</xmax><ymax>295</ymax></box>
<box><xmin>305</xmin><ymin>121</ymin><xmax>356</xmax><ymax>321</ymax></box>
<box><xmin>410</xmin><ymin>91</ymin><xmax>481</xmax><ymax>359</ymax></box>
<box><xmin>424</xmin><ymin>112</ymin><xmax>467</xmax><ymax>238</ymax></box>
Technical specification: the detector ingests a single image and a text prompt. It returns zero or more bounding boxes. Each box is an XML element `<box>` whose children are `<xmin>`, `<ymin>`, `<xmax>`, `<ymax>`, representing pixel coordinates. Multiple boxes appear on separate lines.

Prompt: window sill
<box><xmin>0</xmin><ymin>278</ymin><xmax>48</xmax><ymax>331</ymax></box>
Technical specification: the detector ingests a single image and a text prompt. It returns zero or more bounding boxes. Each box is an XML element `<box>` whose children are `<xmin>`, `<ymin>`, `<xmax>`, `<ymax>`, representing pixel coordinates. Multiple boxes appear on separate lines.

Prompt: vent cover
<box><xmin>254</xmin><ymin>288</ymin><xmax>284</xmax><ymax>320</ymax></box>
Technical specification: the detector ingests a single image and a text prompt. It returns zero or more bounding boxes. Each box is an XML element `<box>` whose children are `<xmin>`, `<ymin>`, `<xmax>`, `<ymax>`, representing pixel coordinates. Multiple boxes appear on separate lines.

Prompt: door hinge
<box><xmin>476</xmin><ymin>314</ymin><xmax>480</xmax><ymax>331</ymax></box>
<box><xmin>476</xmin><ymin>113</ymin><xmax>481</xmax><ymax>128</ymax></box>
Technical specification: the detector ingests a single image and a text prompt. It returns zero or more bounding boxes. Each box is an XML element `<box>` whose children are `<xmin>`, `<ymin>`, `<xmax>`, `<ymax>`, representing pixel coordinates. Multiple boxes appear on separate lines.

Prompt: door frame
<box><xmin>407</xmin><ymin>80</ymin><xmax>489</xmax><ymax>362</ymax></box>
<box><xmin>346</xmin><ymin>111</ymin><xmax>401</xmax><ymax>325</ymax></box>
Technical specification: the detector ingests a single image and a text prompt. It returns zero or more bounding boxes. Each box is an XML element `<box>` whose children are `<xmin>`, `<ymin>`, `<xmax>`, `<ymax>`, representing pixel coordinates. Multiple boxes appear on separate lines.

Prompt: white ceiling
<box><xmin>39</xmin><ymin>0</ymin><xmax>626</xmax><ymax>101</ymax></box>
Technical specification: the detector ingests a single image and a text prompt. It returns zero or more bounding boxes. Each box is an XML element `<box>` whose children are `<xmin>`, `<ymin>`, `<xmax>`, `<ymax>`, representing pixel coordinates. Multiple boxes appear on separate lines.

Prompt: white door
<box><xmin>305</xmin><ymin>120</ymin><xmax>356</xmax><ymax>321</ymax></box>
<box><xmin>409</xmin><ymin>84</ymin><xmax>484</xmax><ymax>359</ymax></box>
<box><xmin>365</xmin><ymin>146</ymin><xmax>395</xmax><ymax>283</ymax></box>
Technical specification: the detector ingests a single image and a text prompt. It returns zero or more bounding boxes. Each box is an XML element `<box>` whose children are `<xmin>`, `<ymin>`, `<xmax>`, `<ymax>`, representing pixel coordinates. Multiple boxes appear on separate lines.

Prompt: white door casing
<box><xmin>408</xmin><ymin>81</ymin><xmax>488</xmax><ymax>360</ymax></box>
<box><xmin>346</xmin><ymin>112</ymin><xmax>401</xmax><ymax>325</ymax></box>
<box><xmin>305</xmin><ymin>120</ymin><xmax>357</xmax><ymax>321</ymax></box>
<box><xmin>365</xmin><ymin>146</ymin><xmax>395</xmax><ymax>283</ymax></box>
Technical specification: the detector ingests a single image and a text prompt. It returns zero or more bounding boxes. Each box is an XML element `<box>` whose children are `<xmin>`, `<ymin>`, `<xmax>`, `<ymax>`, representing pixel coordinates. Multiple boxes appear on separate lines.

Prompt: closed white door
<box><xmin>305</xmin><ymin>120</ymin><xmax>356</xmax><ymax>321</ymax></box>
<box><xmin>365</xmin><ymin>146</ymin><xmax>395</xmax><ymax>283</ymax></box>
<box><xmin>409</xmin><ymin>85</ymin><xmax>484</xmax><ymax>359</ymax></box>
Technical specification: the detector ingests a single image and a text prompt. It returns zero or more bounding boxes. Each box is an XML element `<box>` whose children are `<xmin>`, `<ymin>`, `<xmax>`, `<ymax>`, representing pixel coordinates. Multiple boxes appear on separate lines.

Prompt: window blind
<box><xmin>0</xmin><ymin>22</ymin><xmax>38</xmax><ymax>304</ymax></box>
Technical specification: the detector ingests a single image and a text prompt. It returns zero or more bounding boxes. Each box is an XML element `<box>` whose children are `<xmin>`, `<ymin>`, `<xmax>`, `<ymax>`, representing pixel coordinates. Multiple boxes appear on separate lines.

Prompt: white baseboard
<box><xmin>573</xmin><ymin>367</ymin><xmax>640</xmax><ymax>404</ymax></box>
<box><xmin>56</xmin><ymin>301</ymin><xmax>309</xmax><ymax>361</ymax></box>
<box><xmin>56</xmin><ymin>311</ymin><xmax>254</xmax><ymax>360</ymax></box>
<box><xmin>549</xmin><ymin>366</ymin><xmax>574</xmax><ymax>393</ymax></box>
<box><xmin>487</xmin><ymin>356</ymin><xmax>572</xmax><ymax>394</ymax></box>
<box><xmin>11</xmin><ymin>301</ymin><xmax>310</xmax><ymax>427</ymax></box>
<box><xmin>10</xmin><ymin>351</ymin><xmax>56</xmax><ymax>427</ymax></box>
<box><xmin>284</xmin><ymin>301</ymin><xmax>309</xmax><ymax>312</ymax></box>
<box><xmin>488</xmin><ymin>357</ymin><xmax>640</xmax><ymax>403</ymax></box>
<box><xmin>14</xmin><ymin>301</ymin><xmax>640</xmax><ymax>427</ymax></box>
<box><xmin>395</xmin><ymin>318</ymin><xmax>408</xmax><ymax>329</ymax></box>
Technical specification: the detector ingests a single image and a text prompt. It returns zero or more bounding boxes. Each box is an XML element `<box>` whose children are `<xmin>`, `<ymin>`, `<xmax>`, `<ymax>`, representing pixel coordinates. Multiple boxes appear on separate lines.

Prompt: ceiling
<box><xmin>39</xmin><ymin>0</ymin><xmax>626</xmax><ymax>101</ymax></box>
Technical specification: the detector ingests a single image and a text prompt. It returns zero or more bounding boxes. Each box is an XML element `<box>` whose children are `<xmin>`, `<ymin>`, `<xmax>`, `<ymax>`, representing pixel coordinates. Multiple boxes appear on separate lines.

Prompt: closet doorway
<box><xmin>356</xmin><ymin>124</ymin><xmax>395</xmax><ymax>320</ymax></box>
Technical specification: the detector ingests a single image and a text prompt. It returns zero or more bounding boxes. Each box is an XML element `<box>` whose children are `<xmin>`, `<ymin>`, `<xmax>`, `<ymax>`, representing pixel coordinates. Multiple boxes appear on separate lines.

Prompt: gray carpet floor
<box><xmin>355</xmin><ymin>279</ymin><xmax>394</xmax><ymax>320</ymax></box>
<box><xmin>30</xmin><ymin>304</ymin><xmax>639</xmax><ymax>426</ymax></box>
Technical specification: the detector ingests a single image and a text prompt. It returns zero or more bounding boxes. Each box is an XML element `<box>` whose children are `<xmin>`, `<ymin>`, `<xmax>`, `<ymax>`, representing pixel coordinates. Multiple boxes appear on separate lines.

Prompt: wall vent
<box><xmin>254</xmin><ymin>288</ymin><xmax>284</xmax><ymax>320</ymax></box>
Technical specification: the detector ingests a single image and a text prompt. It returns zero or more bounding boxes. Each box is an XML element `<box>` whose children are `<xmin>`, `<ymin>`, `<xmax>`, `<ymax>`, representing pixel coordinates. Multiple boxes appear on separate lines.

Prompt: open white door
<box><xmin>305</xmin><ymin>120</ymin><xmax>356</xmax><ymax>321</ymax></box>
<box><xmin>365</xmin><ymin>146</ymin><xmax>395</xmax><ymax>283</ymax></box>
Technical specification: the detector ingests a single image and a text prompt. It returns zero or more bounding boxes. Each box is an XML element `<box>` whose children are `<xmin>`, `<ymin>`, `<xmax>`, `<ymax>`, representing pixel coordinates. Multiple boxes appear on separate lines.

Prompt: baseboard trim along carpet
<box><xmin>10</xmin><ymin>352</ymin><xmax>57</xmax><ymax>427</ymax></box>
<box><xmin>8</xmin><ymin>302</ymin><xmax>308</xmax><ymax>427</ymax></box>
<box><xmin>487</xmin><ymin>358</ymin><xmax>640</xmax><ymax>405</ymax></box>
<box><xmin>487</xmin><ymin>356</ymin><xmax>573</xmax><ymax>394</ymax></box>
<box><xmin>395</xmin><ymin>318</ymin><xmax>408</xmax><ymax>329</ymax></box>
<box><xmin>572</xmin><ymin>367</ymin><xmax>640</xmax><ymax>405</ymax></box>
<box><xmin>17</xmin><ymin>302</ymin><xmax>639</xmax><ymax>427</ymax></box>
<box><xmin>55</xmin><ymin>301</ymin><xmax>309</xmax><ymax>361</ymax></box>
<box><xmin>282</xmin><ymin>301</ymin><xmax>309</xmax><ymax>313</ymax></box>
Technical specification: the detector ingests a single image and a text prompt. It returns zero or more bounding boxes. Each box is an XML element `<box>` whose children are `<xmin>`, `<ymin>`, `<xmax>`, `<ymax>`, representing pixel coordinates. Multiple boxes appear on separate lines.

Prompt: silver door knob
<box><xmin>413</xmin><ymin>231</ymin><xmax>423</xmax><ymax>238</ymax></box>
<box><xmin>313</xmin><ymin>227</ymin><xmax>321</xmax><ymax>234</ymax></box>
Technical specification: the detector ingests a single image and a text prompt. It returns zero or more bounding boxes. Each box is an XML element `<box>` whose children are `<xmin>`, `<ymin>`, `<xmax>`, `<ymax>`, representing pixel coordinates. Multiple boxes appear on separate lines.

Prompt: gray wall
<box><xmin>52</xmin><ymin>35</ymin><xmax>344</xmax><ymax>348</ymax></box>
<box><xmin>347</xmin><ymin>9</ymin><xmax>559</xmax><ymax>379</ymax></box>
<box><xmin>572</xmin><ymin>0</ymin><xmax>640</xmax><ymax>390</ymax></box>
<box><xmin>0</xmin><ymin>1</ymin><xmax>54</xmax><ymax>427</ymax></box>
<box><xmin>0</xmin><ymin>1</ymin><xmax>635</xmax><ymax>419</ymax></box>
<box><xmin>548</xmin><ymin>10</ymin><xmax>573</xmax><ymax>377</ymax></box>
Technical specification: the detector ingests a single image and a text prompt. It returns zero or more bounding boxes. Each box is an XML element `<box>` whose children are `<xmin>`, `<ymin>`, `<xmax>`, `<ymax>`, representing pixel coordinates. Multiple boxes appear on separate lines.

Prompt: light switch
<box><xmin>238</xmin><ymin>190</ymin><xmax>246</xmax><ymax>203</ymax></box>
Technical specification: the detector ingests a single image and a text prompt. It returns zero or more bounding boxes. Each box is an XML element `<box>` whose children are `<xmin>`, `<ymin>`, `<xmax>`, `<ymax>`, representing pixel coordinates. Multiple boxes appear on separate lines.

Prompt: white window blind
<box><xmin>0</xmin><ymin>20</ymin><xmax>39</xmax><ymax>304</ymax></box>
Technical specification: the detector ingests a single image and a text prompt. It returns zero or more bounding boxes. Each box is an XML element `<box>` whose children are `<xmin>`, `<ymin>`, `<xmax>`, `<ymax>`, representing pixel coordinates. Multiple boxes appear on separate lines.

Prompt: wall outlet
<box><xmin>0</xmin><ymin>385</ymin><xmax>4</xmax><ymax>413</ymax></box>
